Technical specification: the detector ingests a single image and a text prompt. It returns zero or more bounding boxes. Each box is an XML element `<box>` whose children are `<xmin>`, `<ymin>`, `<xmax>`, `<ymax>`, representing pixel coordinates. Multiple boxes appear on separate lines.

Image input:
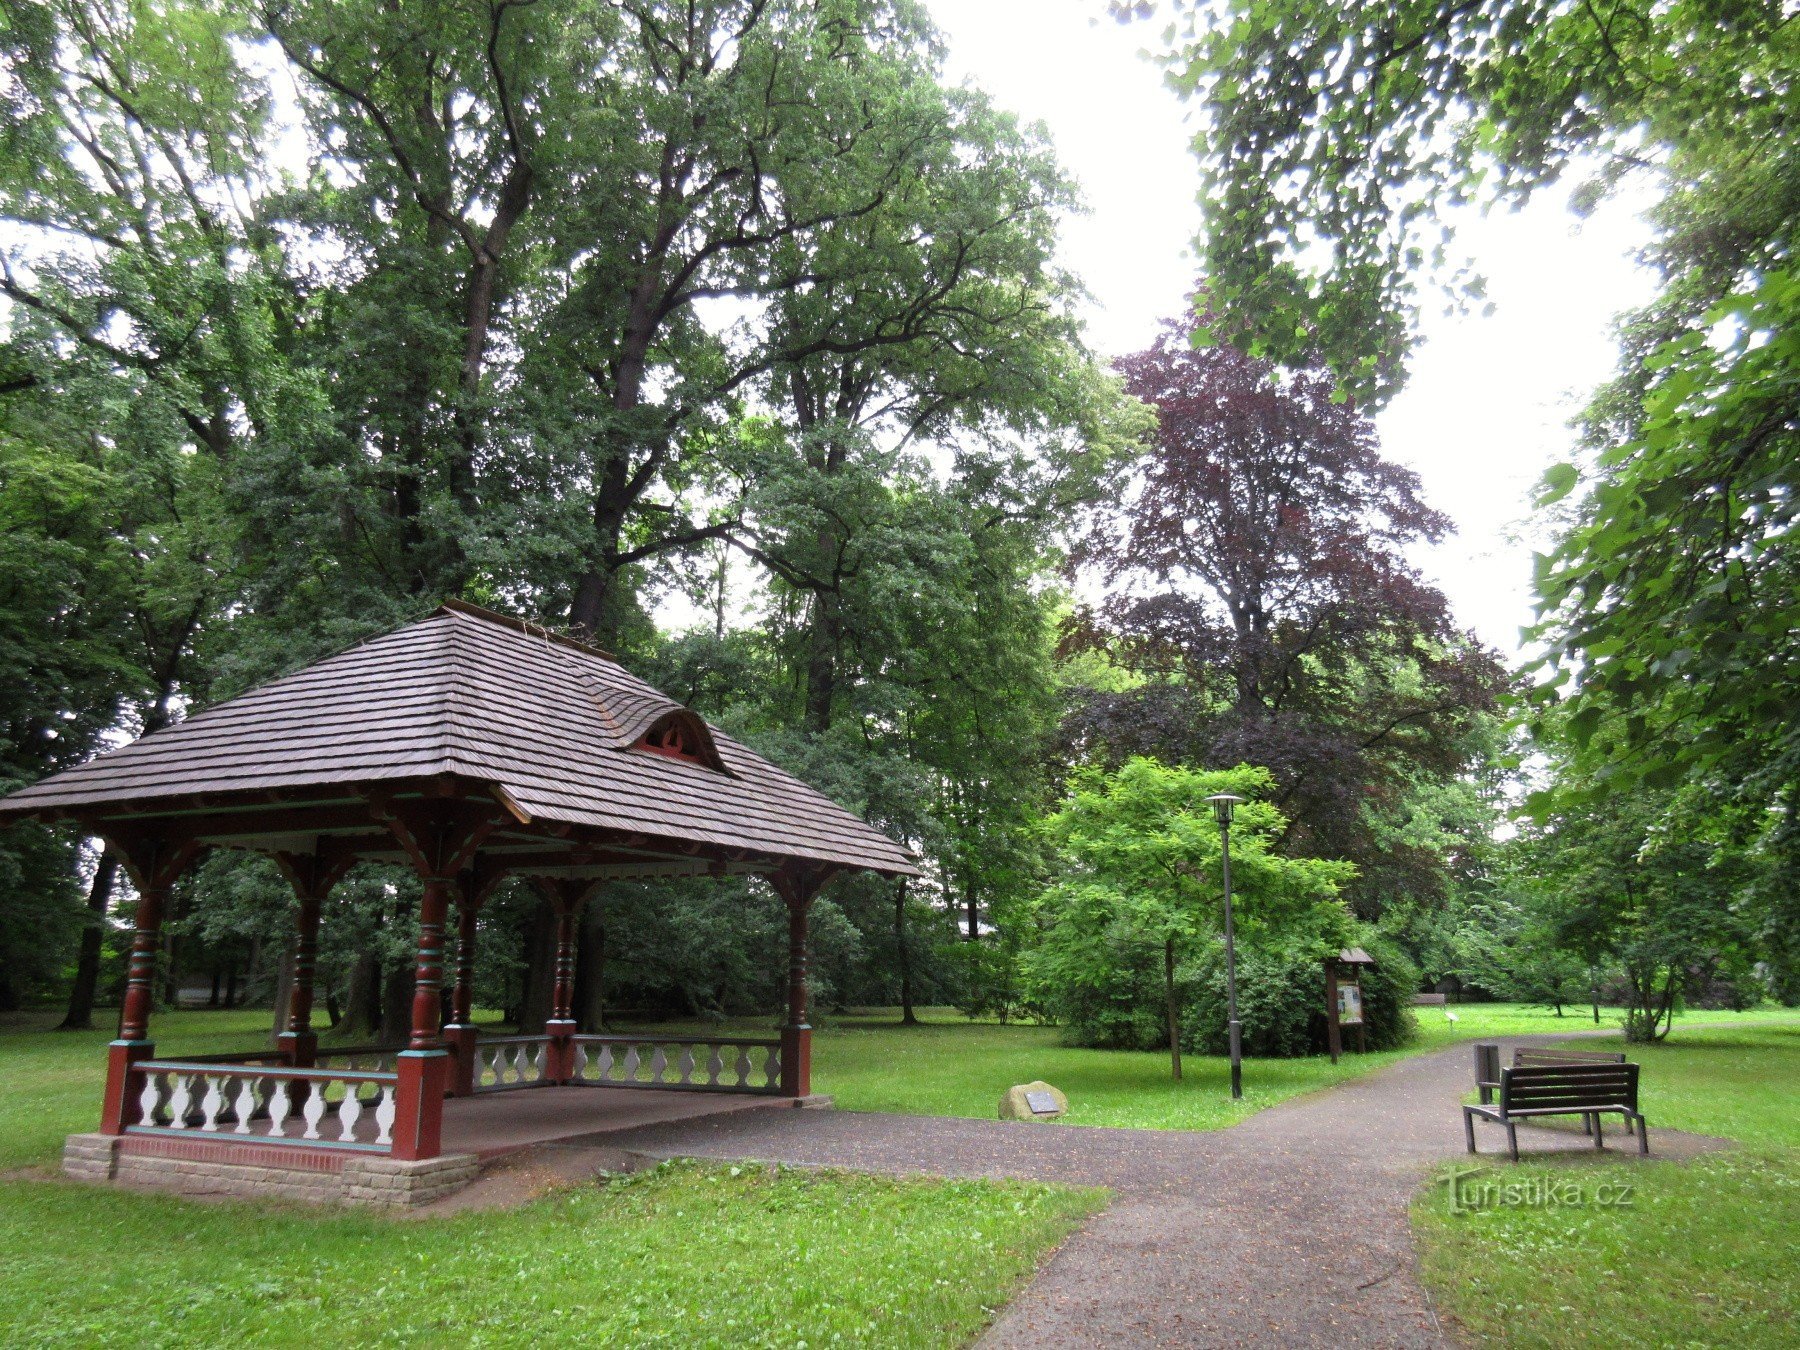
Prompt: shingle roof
<box><xmin>0</xmin><ymin>601</ymin><xmax>916</xmax><ymax>877</ymax></box>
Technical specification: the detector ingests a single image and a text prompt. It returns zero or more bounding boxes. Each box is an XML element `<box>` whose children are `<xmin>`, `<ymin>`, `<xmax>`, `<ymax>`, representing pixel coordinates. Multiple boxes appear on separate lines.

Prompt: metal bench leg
<box><xmin>1637</xmin><ymin>1115</ymin><xmax>1649</xmax><ymax>1155</ymax></box>
<box><xmin>1581</xmin><ymin>1112</ymin><xmax>1594</xmax><ymax>1136</ymax></box>
<box><xmin>1463</xmin><ymin>1108</ymin><xmax>1478</xmax><ymax>1154</ymax></box>
<box><xmin>1593</xmin><ymin>1115</ymin><xmax>1604</xmax><ymax>1150</ymax></box>
<box><xmin>1506</xmin><ymin>1120</ymin><xmax>1519</xmax><ymax>1162</ymax></box>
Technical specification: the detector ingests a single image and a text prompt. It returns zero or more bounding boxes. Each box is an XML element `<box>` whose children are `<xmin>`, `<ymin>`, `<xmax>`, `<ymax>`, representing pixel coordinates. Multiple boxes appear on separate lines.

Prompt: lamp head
<box><xmin>1205</xmin><ymin>793</ymin><xmax>1244</xmax><ymax>826</ymax></box>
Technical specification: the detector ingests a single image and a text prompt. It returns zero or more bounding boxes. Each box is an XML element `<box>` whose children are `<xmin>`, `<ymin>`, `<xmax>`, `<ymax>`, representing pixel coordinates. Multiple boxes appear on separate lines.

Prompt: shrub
<box><xmin>1180</xmin><ymin>931</ymin><xmax>1418</xmax><ymax>1057</ymax></box>
<box><xmin>1024</xmin><ymin>926</ymin><xmax>1169</xmax><ymax>1048</ymax></box>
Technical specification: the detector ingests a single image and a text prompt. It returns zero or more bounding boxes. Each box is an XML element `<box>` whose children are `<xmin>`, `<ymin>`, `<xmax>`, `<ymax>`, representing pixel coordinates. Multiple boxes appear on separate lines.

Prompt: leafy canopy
<box><xmin>1036</xmin><ymin>758</ymin><xmax>1354</xmax><ymax>953</ymax></box>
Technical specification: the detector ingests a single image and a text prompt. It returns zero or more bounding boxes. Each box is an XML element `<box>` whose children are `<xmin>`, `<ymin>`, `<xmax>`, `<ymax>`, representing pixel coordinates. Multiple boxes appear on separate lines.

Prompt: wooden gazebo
<box><xmin>0</xmin><ymin>601</ymin><xmax>914</xmax><ymax>1205</ymax></box>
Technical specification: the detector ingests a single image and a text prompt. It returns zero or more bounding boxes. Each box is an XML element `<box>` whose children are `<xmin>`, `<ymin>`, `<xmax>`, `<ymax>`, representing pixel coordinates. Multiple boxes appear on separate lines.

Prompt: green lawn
<box><xmin>798</xmin><ymin>1002</ymin><xmax>1795</xmax><ymax>1132</ymax></box>
<box><xmin>10</xmin><ymin>1001</ymin><xmax>1785</xmax><ymax>1154</ymax></box>
<box><xmin>1413</xmin><ymin>1024</ymin><xmax>1800</xmax><ymax>1349</ymax></box>
<box><xmin>0</xmin><ymin>1011</ymin><xmax>1101</xmax><ymax>1348</ymax></box>
<box><xmin>0</xmin><ymin>1163</ymin><xmax>1100</xmax><ymax>1348</ymax></box>
<box><xmin>6</xmin><ymin>1003</ymin><xmax>1796</xmax><ymax>1347</ymax></box>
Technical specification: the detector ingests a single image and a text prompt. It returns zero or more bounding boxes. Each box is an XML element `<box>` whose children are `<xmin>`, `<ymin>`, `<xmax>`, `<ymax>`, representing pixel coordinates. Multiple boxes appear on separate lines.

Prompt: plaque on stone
<box><xmin>1025</xmin><ymin>1090</ymin><xmax>1060</xmax><ymax>1116</ymax></box>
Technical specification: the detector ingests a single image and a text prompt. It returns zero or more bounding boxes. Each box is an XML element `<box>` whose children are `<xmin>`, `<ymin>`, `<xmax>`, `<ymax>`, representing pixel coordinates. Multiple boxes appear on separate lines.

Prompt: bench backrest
<box><xmin>1514</xmin><ymin>1048</ymin><xmax>1627</xmax><ymax>1068</ymax></box>
<box><xmin>1499</xmin><ymin>1062</ymin><xmax>1639</xmax><ymax>1114</ymax></box>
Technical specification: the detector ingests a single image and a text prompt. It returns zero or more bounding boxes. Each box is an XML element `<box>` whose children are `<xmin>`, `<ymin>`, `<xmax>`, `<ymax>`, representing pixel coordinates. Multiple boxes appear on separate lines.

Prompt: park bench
<box><xmin>1464</xmin><ymin>1061</ymin><xmax>1649</xmax><ymax>1161</ymax></box>
<box><xmin>1474</xmin><ymin>1045</ymin><xmax>1631</xmax><ymax>1136</ymax></box>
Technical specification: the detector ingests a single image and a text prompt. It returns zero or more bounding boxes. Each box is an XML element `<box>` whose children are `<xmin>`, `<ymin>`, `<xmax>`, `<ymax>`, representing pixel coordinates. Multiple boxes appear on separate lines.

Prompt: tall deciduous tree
<box><xmin>1144</xmin><ymin>0</ymin><xmax>1798</xmax><ymax>951</ymax></box>
<box><xmin>1065</xmin><ymin>319</ymin><xmax>1505</xmax><ymax>909</ymax></box>
<box><xmin>0</xmin><ymin>0</ymin><xmax>1135</xmax><ymax>1028</ymax></box>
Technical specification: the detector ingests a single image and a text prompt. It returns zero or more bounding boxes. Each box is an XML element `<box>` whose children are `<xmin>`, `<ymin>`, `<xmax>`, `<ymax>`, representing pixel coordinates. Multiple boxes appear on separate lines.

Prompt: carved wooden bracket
<box><xmin>270</xmin><ymin>844</ymin><xmax>359</xmax><ymax>900</ymax></box>
<box><xmin>85</xmin><ymin>822</ymin><xmax>204</xmax><ymax>896</ymax></box>
<box><xmin>368</xmin><ymin>791</ymin><xmax>502</xmax><ymax>880</ymax></box>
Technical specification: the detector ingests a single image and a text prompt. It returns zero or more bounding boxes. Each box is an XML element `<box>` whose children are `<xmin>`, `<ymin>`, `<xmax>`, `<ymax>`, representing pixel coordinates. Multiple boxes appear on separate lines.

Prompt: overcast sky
<box><xmin>928</xmin><ymin>0</ymin><xmax>1659</xmax><ymax>662</ymax></box>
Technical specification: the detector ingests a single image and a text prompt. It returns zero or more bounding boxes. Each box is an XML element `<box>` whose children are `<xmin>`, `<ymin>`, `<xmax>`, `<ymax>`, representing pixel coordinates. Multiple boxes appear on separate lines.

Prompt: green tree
<box><xmin>1029</xmin><ymin>758</ymin><xmax>1354</xmax><ymax>1077</ymax></box>
<box><xmin>1146</xmin><ymin>0</ymin><xmax>1797</xmax><ymax>993</ymax></box>
<box><xmin>1142</xmin><ymin>0</ymin><xmax>1793</xmax><ymax>402</ymax></box>
<box><xmin>1511</xmin><ymin>763</ymin><xmax>1763</xmax><ymax>1040</ymax></box>
<box><xmin>0</xmin><ymin>0</ymin><xmax>1132</xmax><ymax>1033</ymax></box>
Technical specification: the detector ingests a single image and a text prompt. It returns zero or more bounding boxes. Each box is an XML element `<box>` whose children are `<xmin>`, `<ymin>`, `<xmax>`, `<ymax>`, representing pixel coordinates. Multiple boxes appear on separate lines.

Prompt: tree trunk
<box><xmin>895</xmin><ymin>877</ymin><xmax>917</xmax><ymax>1026</ymax></box>
<box><xmin>59</xmin><ymin>850</ymin><xmax>119</xmax><ymax>1030</ymax></box>
<box><xmin>569</xmin><ymin>457</ymin><xmax>636</xmax><ymax>642</ymax></box>
<box><xmin>965</xmin><ymin>880</ymin><xmax>979</xmax><ymax>941</ymax></box>
<box><xmin>1655</xmin><ymin>968</ymin><xmax>1679</xmax><ymax>1039</ymax></box>
<box><xmin>338</xmin><ymin>952</ymin><xmax>383</xmax><ymax>1039</ymax></box>
<box><xmin>378</xmin><ymin>959</ymin><xmax>412</xmax><ymax>1044</ymax></box>
<box><xmin>1165</xmin><ymin>936</ymin><xmax>1182</xmax><ymax>1081</ymax></box>
<box><xmin>573</xmin><ymin>901</ymin><xmax>607</xmax><ymax>1033</ymax></box>
<box><xmin>804</xmin><ymin>590</ymin><xmax>841</xmax><ymax>734</ymax></box>
<box><xmin>162</xmin><ymin>932</ymin><xmax>182</xmax><ymax>1011</ymax></box>
<box><xmin>208</xmin><ymin>969</ymin><xmax>221</xmax><ymax>1007</ymax></box>
<box><xmin>515</xmin><ymin>896</ymin><xmax>556</xmax><ymax>1034</ymax></box>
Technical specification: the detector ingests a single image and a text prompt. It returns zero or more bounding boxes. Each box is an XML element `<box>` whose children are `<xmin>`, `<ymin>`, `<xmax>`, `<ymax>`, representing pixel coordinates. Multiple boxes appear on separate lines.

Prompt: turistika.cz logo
<box><xmin>1445</xmin><ymin>1167</ymin><xmax>1636</xmax><ymax>1214</ymax></box>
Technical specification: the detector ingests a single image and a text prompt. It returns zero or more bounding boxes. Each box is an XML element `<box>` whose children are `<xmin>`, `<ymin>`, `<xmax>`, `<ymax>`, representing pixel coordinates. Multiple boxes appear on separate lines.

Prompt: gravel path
<box><xmin>538</xmin><ymin>1035</ymin><xmax>1728</xmax><ymax>1347</ymax></box>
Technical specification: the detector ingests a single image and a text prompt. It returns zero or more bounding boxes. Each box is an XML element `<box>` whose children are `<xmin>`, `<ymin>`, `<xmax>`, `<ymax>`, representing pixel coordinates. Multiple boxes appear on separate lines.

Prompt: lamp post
<box><xmin>1206</xmin><ymin>793</ymin><xmax>1245</xmax><ymax>1100</ymax></box>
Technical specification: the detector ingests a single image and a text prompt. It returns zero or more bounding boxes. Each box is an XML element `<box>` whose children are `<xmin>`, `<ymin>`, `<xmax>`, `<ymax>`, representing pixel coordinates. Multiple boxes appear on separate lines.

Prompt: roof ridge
<box><xmin>437</xmin><ymin>611</ymin><xmax>471</xmax><ymax>773</ymax></box>
<box><xmin>438</xmin><ymin>600</ymin><xmax>694</xmax><ymax>750</ymax></box>
<box><xmin>436</xmin><ymin>598</ymin><xmax>617</xmax><ymax>663</ymax></box>
<box><xmin>0</xmin><ymin>599</ymin><xmax>915</xmax><ymax>876</ymax></box>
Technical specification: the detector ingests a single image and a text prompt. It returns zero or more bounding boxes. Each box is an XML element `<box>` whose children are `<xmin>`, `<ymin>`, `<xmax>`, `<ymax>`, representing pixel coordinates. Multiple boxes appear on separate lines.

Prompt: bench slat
<box><xmin>1515</xmin><ymin>1049</ymin><xmax>1626</xmax><ymax>1066</ymax></box>
<box><xmin>1499</xmin><ymin>1063</ymin><xmax>1639</xmax><ymax>1114</ymax></box>
<box><xmin>1504</xmin><ymin>1080</ymin><xmax>1634</xmax><ymax>1101</ymax></box>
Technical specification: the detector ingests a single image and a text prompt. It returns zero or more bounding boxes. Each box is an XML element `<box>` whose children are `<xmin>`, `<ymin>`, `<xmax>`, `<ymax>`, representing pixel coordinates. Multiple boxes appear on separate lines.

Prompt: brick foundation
<box><xmin>63</xmin><ymin>1134</ymin><xmax>481</xmax><ymax>1210</ymax></box>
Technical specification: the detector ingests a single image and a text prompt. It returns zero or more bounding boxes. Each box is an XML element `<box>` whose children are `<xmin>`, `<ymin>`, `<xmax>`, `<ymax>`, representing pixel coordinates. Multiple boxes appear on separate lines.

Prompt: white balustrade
<box><xmin>131</xmin><ymin>1061</ymin><xmax>398</xmax><ymax>1151</ymax></box>
<box><xmin>463</xmin><ymin>1033</ymin><xmax>783</xmax><ymax>1095</ymax></box>
<box><xmin>565</xmin><ymin>1036</ymin><xmax>781</xmax><ymax>1093</ymax></box>
<box><xmin>472</xmin><ymin>1036</ymin><xmax>553</xmax><ymax>1092</ymax></box>
<box><xmin>313</xmin><ymin>1048</ymin><xmax>400</xmax><ymax>1075</ymax></box>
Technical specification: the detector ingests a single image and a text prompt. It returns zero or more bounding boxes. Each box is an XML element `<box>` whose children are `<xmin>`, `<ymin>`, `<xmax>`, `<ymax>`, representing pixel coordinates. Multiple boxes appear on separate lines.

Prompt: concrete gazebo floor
<box><xmin>440</xmin><ymin>1086</ymin><xmax>826</xmax><ymax>1159</ymax></box>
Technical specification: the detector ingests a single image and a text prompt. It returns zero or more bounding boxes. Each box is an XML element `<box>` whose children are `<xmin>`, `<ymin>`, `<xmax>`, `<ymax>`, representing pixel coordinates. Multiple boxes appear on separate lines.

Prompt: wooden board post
<box><xmin>272</xmin><ymin>848</ymin><xmax>352</xmax><ymax>1068</ymax></box>
<box><xmin>1324</xmin><ymin>962</ymin><xmax>1343</xmax><ymax>1065</ymax></box>
<box><xmin>546</xmin><ymin>887</ymin><xmax>582</xmax><ymax>1083</ymax></box>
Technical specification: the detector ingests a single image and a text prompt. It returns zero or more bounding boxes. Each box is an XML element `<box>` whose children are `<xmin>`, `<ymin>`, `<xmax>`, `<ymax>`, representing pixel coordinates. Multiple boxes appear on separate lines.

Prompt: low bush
<box><xmin>1181</xmin><ymin>932</ymin><xmax>1419</xmax><ymax>1057</ymax></box>
<box><xmin>1036</xmin><ymin>928</ymin><xmax>1419</xmax><ymax>1058</ymax></box>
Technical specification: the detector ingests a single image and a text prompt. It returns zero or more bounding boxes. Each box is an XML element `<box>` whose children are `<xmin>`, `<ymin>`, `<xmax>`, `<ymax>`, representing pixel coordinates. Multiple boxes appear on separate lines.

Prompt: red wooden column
<box><xmin>97</xmin><ymin>831</ymin><xmax>200</xmax><ymax>1134</ymax></box>
<box><xmin>770</xmin><ymin>867</ymin><xmax>833</xmax><ymax>1099</ymax></box>
<box><xmin>378</xmin><ymin>800</ymin><xmax>497</xmax><ymax>1160</ymax></box>
<box><xmin>537</xmin><ymin>879</ymin><xmax>593</xmax><ymax>1083</ymax></box>
<box><xmin>273</xmin><ymin>850</ymin><xmax>352</xmax><ymax>1068</ymax></box>
<box><xmin>390</xmin><ymin>875</ymin><xmax>454</xmax><ymax>1159</ymax></box>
